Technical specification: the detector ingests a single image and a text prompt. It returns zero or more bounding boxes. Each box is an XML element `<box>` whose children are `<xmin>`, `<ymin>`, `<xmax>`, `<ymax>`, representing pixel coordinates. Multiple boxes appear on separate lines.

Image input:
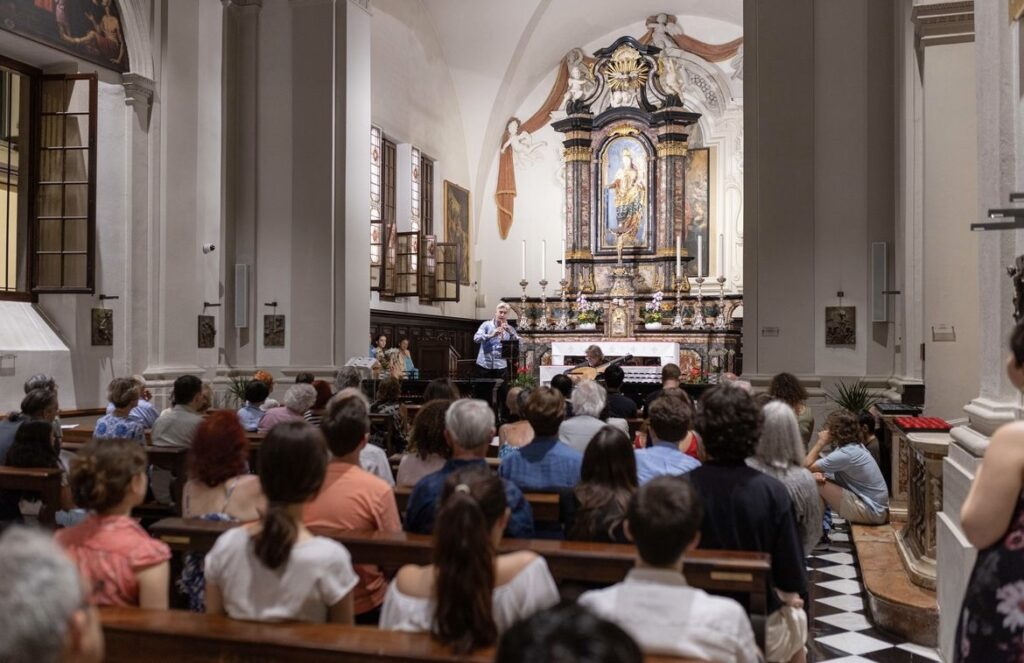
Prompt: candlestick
<box><xmin>718</xmin><ymin>233</ymin><xmax>724</xmax><ymax>279</ymax></box>
<box><xmin>520</xmin><ymin>241</ymin><xmax>526</xmax><ymax>280</ymax></box>
<box><xmin>714</xmin><ymin>275</ymin><xmax>728</xmax><ymax>330</ymax></box>
<box><xmin>697</xmin><ymin>236</ymin><xmax>703</xmax><ymax>278</ymax></box>
<box><xmin>556</xmin><ymin>278</ymin><xmax>570</xmax><ymax>330</ymax></box>
<box><xmin>671</xmin><ymin>282</ymin><xmax>685</xmax><ymax>329</ymax></box>
<box><xmin>541</xmin><ymin>240</ymin><xmax>546</xmax><ymax>281</ymax></box>
<box><xmin>537</xmin><ymin>279</ymin><xmax>550</xmax><ymax>330</ymax></box>
<box><xmin>518</xmin><ymin>279</ymin><xmax>531</xmax><ymax>331</ymax></box>
<box><xmin>561</xmin><ymin>240</ymin><xmax>566</xmax><ymax>280</ymax></box>
<box><xmin>692</xmin><ymin>276</ymin><xmax>706</xmax><ymax>330</ymax></box>
<box><xmin>675</xmin><ymin>234</ymin><xmax>681</xmax><ymax>278</ymax></box>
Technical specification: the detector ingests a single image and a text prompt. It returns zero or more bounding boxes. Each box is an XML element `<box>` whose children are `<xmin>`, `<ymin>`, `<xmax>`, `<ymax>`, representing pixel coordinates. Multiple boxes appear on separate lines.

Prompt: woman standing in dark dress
<box><xmin>955</xmin><ymin>322</ymin><xmax>1024</xmax><ymax>661</ymax></box>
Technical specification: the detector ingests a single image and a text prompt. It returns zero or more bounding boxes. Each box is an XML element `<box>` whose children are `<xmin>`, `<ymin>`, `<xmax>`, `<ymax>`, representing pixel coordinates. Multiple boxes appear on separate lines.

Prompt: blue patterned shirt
<box><xmin>498</xmin><ymin>436</ymin><xmax>582</xmax><ymax>491</ymax></box>
<box><xmin>473</xmin><ymin>319</ymin><xmax>519</xmax><ymax>370</ymax></box>
<box><xmin>94</xmin><ymin>414</ymin><xmax>146</xmax><ymax>443</ymax></box>
<box><xmin>237</xmin><ymin>403</ymin><xmax>266</xmax><ymax>432</ymax></box>
<box><xmin>635</xmin><ymin>442</ymin><xmax>702</xmax><ymax>484</ymax></box>
<box><xmin>105</xmin><ymin>400</ymin><xmax>159</xmax><ymax>429</ymax></box>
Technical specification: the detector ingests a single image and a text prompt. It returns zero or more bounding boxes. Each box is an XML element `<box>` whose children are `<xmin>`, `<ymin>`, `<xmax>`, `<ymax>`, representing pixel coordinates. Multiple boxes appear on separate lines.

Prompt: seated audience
<box><xmin>179</xmin><ymin>411</ymin><xmax>264</xmax><ymax>611</ymax></box>
<box><xmin>95</xmin><ymin>378</ymin><xmax>145</xmax><ymax>443</ymax></box>
<box><xmin>398</xmin><ymin>338</ymin><xmax>417</xmax><ymax>378</ymax></box>
<box><xmin>23</xmin><ymin>373</ymin><xmax>63</xmax><ymax>445</ymax></box>
<box><xmin>151</xmin><ymin>375</ymin><xmax>205</xmax><ymax>448</ymax></box>
<box><xmin>859</xmin><ymin>411</ymin><xmax>881</xmax><ymax>465</ymax></box>
<box><xmin>56</xmin><ymin>438</ymin><xmax>171</xmax><ymax>609</ymax></box>
<box><xmin>397</xmin><ymin>399</ymin><xmax>452</xmax><ymax>487</ymax></box>
<box><xmin>381</xmin><ymin>465</ymin><xmax>559</xmax><ymax>651</ymax></box>
<box><xmin>369</xmin><ymin>376</ymin><xmax>407</xmax><ymax>453</ymax></box>
<box><xmin>335</xmin><ymin>388</ymin><xmax>396</xmax><ymax>486</ymax></box>
<box><xmin>0</xmin><ymin>388</ymin><xmax>60</xmax><ymax>465</ymax></box>
<box><xmin>499</xmin><ymin>387</ymin><xmax>582</xmax><ymax>491</ymax></box>
<box><xmin>236</xmin><ymin>379</ymin><xmax>269</xmax><ymax>432</ymax></box>
<box><xmin>748</xmin><ymin>402</ymin><xmax>824</xmax><ymax>556</ymax></box>
<box><xmin>496</xmin><ymin>603</ymin><xmax>642</xmax><ymax>663</ymax></box>
<box><xmin>805</xmin><ymin>411</ymin><xmax>889</xmax><ymax>526</ymax></box>
<box><xmin>600</xmin><ymin>365</ymin><xmax>638</xmax><ymax>420</ymax></box>
<box><xmin>198</xmin><ymin>382</ymin><xmax>214</xmax><ymax>414</ymax></box>
<box><xmin>334</xmin><ymin>366</ymin><xmax>362</xmax><ymax>392</ymax></box>
<box><xmin>498</xmin><ymin>387</ymin><xmax>534</xmax><ymax>459</ymax></box>
<box><xmin>566</xmin><ymin>426</ymin><xmax>636</xmax><ymax>543</ymax></box>
<box><xmin>558</xmin><ymin>381</ymin><xmax>608</xmax><ymax>454</ymax></box>
<box><xmin>304</xmin><ymin>392</ymin><xmax>401</xmax><ymax>624</ymax></box>
<box><xmin>423</xmin><ymin>377</ymin><xmax>461</xmax><ymax>402</ymax></box>
<box><xmin>2</xmin><ymin>421</ymin><xmax>77</xmax><ymax>526</ymax></box>
<box><xmin>955</xmin><ymin>319</ymin><xmax>1024</xmax><ymax>661</ymax></box>
<box><xmin>104</xmin><ymin>375</ymin><xmax>159</xmax><ymax>429</ymax></box>
<box><xmin>502</xmin><ymin>386</ymin><xmax>523</xmax><ymax>424</ymax></box>
<box><xmin>0</xmin><ymin>527</ymin><xmax>104</xmax><ymax>663</ymax></box>
<box><xmin>642</xmin><ymin>363</ymin><xmax>681</xmax><ymax>416</ymax></box>
<box><xmin>252</xmin><ymin>370</ymin><xmax>279</xmax><ymax>410</ymax></box>
<box><xmin>205</xmin><ymin>421</ymin><xmax>358</xmax><ymax>623</ymax></box>
<box><xmin>295</xmin><ymin>372</ymin><xmax>315</xmax><ymax>384</ymax></box>
<box><xmin>579</xmin><ymin>477</ymin><xmax>757</xmax><ymax>661</ymax></box>
<box><xmin>304</xmin><ymin>379</ymin><xmax>333</xmax><ymax>427</ymax></box>
<box><xmin>687</xmin><ymin>385</ymin><xmax>808</xmax><ymax>663</ymax></box>
<box><xmin>634</xmin><ymin>393</ymin><xmax>700</xmax><ymax>484</ymax></box>
<box><xmin>769</xmin><ymin>372</ymin><xmax>813</xmax><ymax>448</ymax></box>
<box><xmin>549</xmin><ymin>373</ymin><xmax>575</xmax><ymax>417</ymax></box>
<box><xmin>405</xmin><ymin>399</ymin><xmax>533</xmax><ymax>538</ymax></box>
<box><xmin>258</xmin><ymin>383</ymin><xmax>317</xmax><ymax>433</ymax></box>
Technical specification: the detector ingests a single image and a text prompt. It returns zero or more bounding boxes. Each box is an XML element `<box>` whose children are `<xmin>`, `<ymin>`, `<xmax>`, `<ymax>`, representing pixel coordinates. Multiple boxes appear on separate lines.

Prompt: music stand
<box><xmin>500</xmin><ymin>339</ymin><xmax>520</xmax><ymax>382</ymax></box>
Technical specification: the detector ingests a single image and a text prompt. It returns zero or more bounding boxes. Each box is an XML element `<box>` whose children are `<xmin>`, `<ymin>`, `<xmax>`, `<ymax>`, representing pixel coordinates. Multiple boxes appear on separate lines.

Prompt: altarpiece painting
<box><xmin>444</xmin><ymin>181</ymin><xmax>470</xmax><ymax>285</ymax></box>
<box><xmin>0</xmin><ymin>0</ymin><xmax>130</xmax><ymax>72</ymax></box>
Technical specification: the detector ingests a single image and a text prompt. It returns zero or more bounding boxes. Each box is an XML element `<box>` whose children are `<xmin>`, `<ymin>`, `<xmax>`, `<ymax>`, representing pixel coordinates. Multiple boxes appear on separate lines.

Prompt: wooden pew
<box><xmin>0</xmin><ymin>466</ymin><xmax>63</xmax><ymax>527</ymax></box>
<box><xmin>149</xmin><ymin>518</ymin><xmax>772</xmax><ymax>616</ymax></box>
<box><xmin>99</xmin><ymin>607</ymin><xmax>703</xmax><ymax>663</ymax></box>
<box><xmin>392</xmin><ymin>484</ymin><xmax>560</xmax><ymax>522</ymax></box>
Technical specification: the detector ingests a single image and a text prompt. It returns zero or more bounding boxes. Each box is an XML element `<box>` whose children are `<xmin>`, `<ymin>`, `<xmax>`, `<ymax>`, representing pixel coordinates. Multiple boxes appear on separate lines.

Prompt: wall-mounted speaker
<box><xmin>871</xmin><ymin>242</ymin><xmax>888</xmax><ymax>322</ymax></box>
<box><xmin>234</xmin><ymin>264</ymin><xmax>249</xmax><ymax>329</ymax></box>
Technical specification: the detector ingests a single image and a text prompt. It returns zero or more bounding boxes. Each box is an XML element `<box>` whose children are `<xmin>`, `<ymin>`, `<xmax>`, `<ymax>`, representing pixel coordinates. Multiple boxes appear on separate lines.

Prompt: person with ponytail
<box><xmin>204</xmin><ymin>421</ymin><xmax>358</xmax><ymax>623</ymax></box>
<box><xmin>380</xmin><ymin>465</ymin><xmax>558</xmax><ymax>653</ymax></box>
<box><xmin>55</xmin><ymin>438</ymin><xmax>171</xmax><ymax>608</ymax></box>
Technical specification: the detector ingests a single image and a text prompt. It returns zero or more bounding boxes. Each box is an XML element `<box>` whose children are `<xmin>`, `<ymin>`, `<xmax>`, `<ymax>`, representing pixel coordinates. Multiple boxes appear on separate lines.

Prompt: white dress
<box><xmin>379</xmin><ymin>555</ymin><xmax>559</xmax><ymax>633</ymax></box>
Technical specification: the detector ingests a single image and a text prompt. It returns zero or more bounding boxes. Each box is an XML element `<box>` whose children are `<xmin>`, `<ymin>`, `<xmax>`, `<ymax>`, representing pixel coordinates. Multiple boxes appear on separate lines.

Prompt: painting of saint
<box><xmin>444</xmin><ymin>181</ymin><xmax>471</xmax><ymax>285</ymax></box>
<box><xmin>683</xmin><ymin>148</ymin><xmax>710</xmax><ymax>277</ymax></box>
<box><xmin>602</xmin><ymin>136</ymin><xmax>649</xmax><ymax>259</ymax></box>
<box><xmin>0</xmin><ymin>0</ymin><xmax>130</xmax><ymax>73</ymax></box>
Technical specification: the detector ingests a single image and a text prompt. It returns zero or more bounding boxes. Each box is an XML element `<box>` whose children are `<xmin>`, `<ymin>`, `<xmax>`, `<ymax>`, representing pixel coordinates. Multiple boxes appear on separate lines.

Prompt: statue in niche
<box><xmin>501</xmin><ymin>118</ymin><xmax>547</xmax><ymax>167</ymax></box>
<box><xmin>565</xmin><ymin>47</ymin><xmax>597</xmax><ymax>106</ymax></box>
<box><xmin>606</xmin><ymin>147</ymin><xmax>647</xmax><ymax>261</ymax></box>
<box><xmin>1008</xmin><ymin>255</ymin><xmax>1024</xmax><ymax>322</ymax></box>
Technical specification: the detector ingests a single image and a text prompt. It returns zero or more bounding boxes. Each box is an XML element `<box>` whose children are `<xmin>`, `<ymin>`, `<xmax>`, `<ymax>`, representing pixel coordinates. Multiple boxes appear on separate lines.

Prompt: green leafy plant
<box><xmin>826</xmin><ymin>380</ymin><xmax>880</xmax><ymax>415</ymax></box>
<box><xmin>510</xmin><ymin>365</ymin><xmax>537</xmax><ymax>389</ymax></box>
<box><xmin>225</xmin><ymin>375</ymin><xmax>251</xmax><ymax>409</ymax></box>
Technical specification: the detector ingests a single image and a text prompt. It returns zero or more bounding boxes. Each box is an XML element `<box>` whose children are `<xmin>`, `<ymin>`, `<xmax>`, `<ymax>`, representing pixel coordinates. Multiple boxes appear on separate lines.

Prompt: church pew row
<box><xmin>0</xmin><ymin>465</ymin><xmax>63</xmax><ymax>527</ymax></box>
<box><xmin>149</xmin><ymin>518</ymin><xmax>771</xmax><ymax>616</ymax></box>
<box><xmin>392</xmin><ymin>483</ymin><xmax>559</xmax><ymax>522</ymax></box>
<box><xmin>98</xmin><ymin>607</ymin><xmax>706</xmax><ymax>663</ymax></box>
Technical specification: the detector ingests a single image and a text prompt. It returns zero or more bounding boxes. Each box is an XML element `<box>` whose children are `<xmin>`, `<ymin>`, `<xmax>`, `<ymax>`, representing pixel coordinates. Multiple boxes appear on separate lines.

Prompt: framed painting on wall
<box><xmin>444</xmin><ymin>181</ymin><xmax>470</xmax><ymax>285</ymax></box>
<box><xmin>597</xmin><ymin>132</ymin><xmax>656</xmax><ymax>256</ymax></box>
<box><xmin>0</xmin><ymin>0</ymin><xmax>130</xmax><ymax>73</ymax></box>
<box><xmin>825</xmin><ymin>306</ymin><xmax>856</xmax><ymax>346</ymax></box>
<box><xmin>683</xmin><ymin>148</ymin><xmax>711</xmax><ymax>278</ymax></box>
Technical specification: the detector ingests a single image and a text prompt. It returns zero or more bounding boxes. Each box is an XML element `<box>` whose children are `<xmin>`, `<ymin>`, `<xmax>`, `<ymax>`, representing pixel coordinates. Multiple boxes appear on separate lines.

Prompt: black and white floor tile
<box><xmin>807</xmin><ymin>517</ymin><xmax>941</xmax><ymax>663</ymax></box>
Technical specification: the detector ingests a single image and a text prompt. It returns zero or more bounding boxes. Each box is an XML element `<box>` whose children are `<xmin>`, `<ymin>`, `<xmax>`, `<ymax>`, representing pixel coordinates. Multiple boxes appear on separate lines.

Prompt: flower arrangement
<box><xmin>576</xmin><ymin>293</ymin><xmax>600</xmax><ymax>324</ymax></box>
<box><xmin>510</xmin><ymin>365</ymin><xmax>538</xmax><ymax>389</ymax></box>
<box><xmin>643</xmin><ymin>291</ymin><xmax>665</xmax><ymax>324</ymax></box>
<box><xmin>681</xmin><ymin>365</ymin><xmax>707</xmax><ymax>384</ymax></box>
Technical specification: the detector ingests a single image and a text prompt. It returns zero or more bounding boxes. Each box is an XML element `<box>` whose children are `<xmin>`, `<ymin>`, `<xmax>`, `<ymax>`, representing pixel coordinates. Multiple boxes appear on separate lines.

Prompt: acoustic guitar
<box><xmin>563</xmin><ymin>354</ymin><xmax>634</xmax><ymax>382</ymax></box>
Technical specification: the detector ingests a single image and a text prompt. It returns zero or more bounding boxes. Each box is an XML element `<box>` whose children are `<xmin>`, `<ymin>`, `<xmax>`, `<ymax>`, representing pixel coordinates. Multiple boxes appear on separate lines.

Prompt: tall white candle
<box><xmin>541</xmin><ymin>240</ymin><xmax>546</xmax><ymax>280</ymax></box>
<box><xmin>675</xmin><ymin>234</ymin><xmax>681</xmax><ymax>278</ymax></box>
<box><xmin>561</xmin><ymin>240</ymin><xmax>566</xmax><ymax>280</ymax></box>
<box><xmin>697</xmin><ymin>235</ymin><xmax>703</xmax><ymax>278</ymax></box>
<box><xmin>718</xmin><ymin>233</ymin><xmax>725</xmax><ymax>278</ymax></box>
<box><xmin>521</xmin><ymin>240</ymin><xmax>526</xmax><ymax>280</ymax></box>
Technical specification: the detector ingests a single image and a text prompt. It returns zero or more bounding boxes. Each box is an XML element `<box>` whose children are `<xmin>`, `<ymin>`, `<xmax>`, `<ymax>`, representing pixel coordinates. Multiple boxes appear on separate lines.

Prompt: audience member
<box><xmin>304</xmin><ymin>392</ymin><xmax>401</xmax><ymax>624</ymax></box>
<box><xmin>600</xmin><ymin>365</ymin><xmax>638</xmax><ymax>419</ymax></box>
<box><xmin>258</xmin><ymin>383</ymin><xmax>317</xmax><ymax>433</ymax></box>
<box><xmin>2</xmin><ymin>420</ymin><xmax>76</xmax><ymax>526</ymax></box>
<box><xmin>104</xmin><ymin>375</ymin><xmax>159</xmax><ymax>428</ymax></box>
<box><xmin>198</xmin><ymin>382</ymin><xmax>214</xmax><ymax>414</ymax></box>
<box><xmin>23</xmin><ymin>373</ymin><xmax>63</xmax><ymax>444</ymax></box>
<box><xmin>295</xmin><ymin>372</ymin><xmax>315</xmax><ymax>384</ymax></box>
<box><xmin>0</xmin><ymin>388</ymin><xmax>60</xmax><ymax>464</ymax></box>
<box><xmin>334</xmin><ymin>366</ymin><xmax>363</xmax><ymax>392</ymax></box>
<box><xmin>397</xmin><ymin>399</ymin><xmax>452</xmax><ymax>487</ymax></box>
<box><xmin>634</xmin><ymin>393</ymin><xmax>700</xmax><ymax>484</ymax></box>
<box><xmin>955</xmin><ymin>320</ymin><xmax>1024</xmax><ymax>661</ymax></box>
<box><xmin>381</xmin><ymin>465</ymin><xmax>559</xmax><ymax>651</ymax></box>
<box><xmin>304</xmin><ymin>380</ymin><xmax>333</xmax><ymax>427</ymax></box>
<box><xmin>567</xmin><ymin>426</ymin><xmax>636</xmax><ymax>543</ymax></box>
<box><xmin>499</xmin><ymin>387</ymin><xmax>582</xmax><ymax>491</ymax></box>
<box><xmin>334</xmin><ymin>388</ymin><xmax>395</xmax><ymax>486</ymax></box>
<box><xmin>94</xmin><ymin>378</ymin><xmax>145</xmax><ymax>443</ymax></box>
<box><xmin>405</xmin><ymin>399</ymin><xmax>533</xmax><ymax>538</ymax></box>
<box><xmin>423</xmin><ymin>377</ymin><xmax>460</xmax><ymax>402</ymax></box>
<box><xmin>236</xmin><ymin>379</ymin><xmax>269</xmax><ymax>432</ymax></box>
<box><xmin>369</xmin><ymin>376</ymin><xmax>407</xmax><ymax>453</ymax></box>
<box><xmin>252</xmin><ymin>370</ymin><xmax>279</xmax><ymax>410</ymax></box>
<box><xmin>805</xmin><ymin>411</ymin><xmax>889</xmax><ymax>526</ymax></box>
<box><xmin>205</xmin><ymin>421</ymin><xmax>358</xmax><ymax>623</ymax></box>
<box><xmin>558</xmin><ymin>381</ymin><xmax>607</xmax><ymax>454</ymax></box>
<box><xmin>496</xmin><ymin>603</ymin><xmax>642</xmax><ymax>663</ymax></box>
<box><xmin>398</xmin><ymin>338</ymin><xmax>417</xmax><ymax>378</ymax></box>
<box><xmin>858</xmin><ymin>411</ymin><xmax>881</xmax><ymax>465</ymax></box>
<box><xmin>642</xmin><ymin>363</ymin><xmax>681</xmax><ymax>416</ymax></box>
<box><xmin>579</xmin><ymin>477</ymin><xmax>757</xmax><ymax>661</ymax></box>
<box><xmin>371</xmin><ymin>334</ymin><xmax>388</xmax><ymax>359</ymax></box>
<box><xmin>0</xmin><ymin>527</ymin><xmax>104</xmax><ymax>663</ymax></box>
<box><xmin>151</xmin><ymin>375</ymin><xmax>205</xmax><ymax>448</ymax></box>
<box><xmin>498</xmin><ymin>387</ymin><xmax>534</xmax><ymax>459</ymax></box>
<box><xmin>769</xmin><ymin>373</ymin><xmax>813</xmax><ymax>448</ymax></box>
<box><xmin>549</xmin><ymin>374</ymin><xmax>574</xmax><ymax>416</ymax></box>
<box><xmin>56</xmin><ymin>438</ymin><xmax>171</xmax><ymax>609</ymax></box>
<box><xmin>660</xmin><ymin>388</ymin><xmax>702</xmax><ymax>460</ymax></box>
<box><xmin>748</xmin><ymin>402</ymin><xmax>823</xmax><ymax>556</ymax></box>
<box><xmin>687</xmin><ymin>385</ymin><xmax>808</xmax><ymax>663</ymax></box>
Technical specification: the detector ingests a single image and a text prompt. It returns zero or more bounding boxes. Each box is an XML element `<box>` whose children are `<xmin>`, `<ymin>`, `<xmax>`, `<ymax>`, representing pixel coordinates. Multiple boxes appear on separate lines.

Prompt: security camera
<box><xmin>202</xmin><ymin>243</ymin><xmax>216</xmax><ymax>254</ymax></box>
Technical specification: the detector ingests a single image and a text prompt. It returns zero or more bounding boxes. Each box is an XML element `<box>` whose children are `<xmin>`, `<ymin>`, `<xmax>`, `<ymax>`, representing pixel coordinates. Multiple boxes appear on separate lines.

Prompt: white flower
<box><xmin>996</xmin><ymin>580</ymin><xmax>1024</xmax><ymax>632</ymax></box>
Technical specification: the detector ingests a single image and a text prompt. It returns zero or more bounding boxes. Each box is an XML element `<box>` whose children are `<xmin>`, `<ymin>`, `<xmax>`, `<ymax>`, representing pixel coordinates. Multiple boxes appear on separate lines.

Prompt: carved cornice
<box><xmin>121</xmin><ymin>73</ymin><xmax>155</xmax><ymax>108</ymax></box>
<box><xmin>564</xmin><ymin>146</ymin><xmax>593</xmax><ymax>163</ymax></box>
<box><xmin>911</xmin><ymin>1</ymin><xmax>974</xmax><ymax>48</ymax></box>
<box><xmin>656</xmin><ymin>142</ymin><xmax>689</xmax><ymax>158</ymax></box>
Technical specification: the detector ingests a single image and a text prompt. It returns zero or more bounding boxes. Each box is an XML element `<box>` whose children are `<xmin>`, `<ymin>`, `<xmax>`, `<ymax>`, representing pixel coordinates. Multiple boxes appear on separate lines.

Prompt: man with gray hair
<box><xmin>0</xmin><ymin>527</ymin><xmax>104</xmax><ymax>663</ymax></box>
<box><xmin>404</xmin><ymin>398</ymin><xmax>534</xmax><ymax>537</ymax></box>
<box><xmin>558</xmin><ymin>381</ymin><xmax>609</xmax><ymax>454</ymax></box>
<box><xmin>334</xmin><ymin>366</ymin><xmax>363</xmax><ymax>392</ymax></box>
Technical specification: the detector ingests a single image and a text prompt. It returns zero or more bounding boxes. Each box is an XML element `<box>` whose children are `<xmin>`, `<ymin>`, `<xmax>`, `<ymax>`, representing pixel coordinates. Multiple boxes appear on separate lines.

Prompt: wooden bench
<box><xmin>63</xmin><ymin>440</ymin><xmax>189</xmax><ymax>516</ymax></box>
<box><xmin>0</xmin><ymin>466</ymin><xmax>63</xmax><ymax>527</ymax></box>
<box><xmin>392</xmin><ymin>484</ymin><xmax>560</xmax><ymax>522</ymax></box>
<box><xmin>99</xmin><ymin>607</ymin><xmax>702</xmax><ymax>663</ymax></box>
<box><xmin>150</xmin><ymin>518</ymin><xmax>771</xmax><ymax>615</ymax></box>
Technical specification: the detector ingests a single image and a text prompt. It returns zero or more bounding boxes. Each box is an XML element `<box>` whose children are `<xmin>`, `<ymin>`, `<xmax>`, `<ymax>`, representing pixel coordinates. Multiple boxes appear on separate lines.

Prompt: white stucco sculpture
<box><xmin>502</xmin><ymin>118</ymin><xmax>547</xmax><ymax>167</ymax></box>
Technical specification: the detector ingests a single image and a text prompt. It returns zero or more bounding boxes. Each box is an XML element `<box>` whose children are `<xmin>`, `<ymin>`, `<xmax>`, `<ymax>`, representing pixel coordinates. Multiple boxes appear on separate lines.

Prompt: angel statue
<box><xmin>565</xmin><ymin>47</ymin><xmax>596</xmax><ymax>106</ymax></box>
<box><xmin>658</xmin><ymin>51</ymin><xmax>686</xmax><ymax>102</ymax></box>
<box><xmin>502</xmin><ymin>118</ymin><xmax>547</xmax><ymax>167</ymax></box>
<box><xmin>646</xmin><ymin>13</ymin><xmax>686</xmax><ymax>57</ymax></box>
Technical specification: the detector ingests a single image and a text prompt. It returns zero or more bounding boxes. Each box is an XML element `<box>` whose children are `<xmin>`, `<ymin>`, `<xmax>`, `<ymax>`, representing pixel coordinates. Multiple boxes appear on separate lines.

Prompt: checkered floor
<box><xmin>807</xmin><ymin>518</ymin><xmax>941</xmax><ymax>662</ymax></box>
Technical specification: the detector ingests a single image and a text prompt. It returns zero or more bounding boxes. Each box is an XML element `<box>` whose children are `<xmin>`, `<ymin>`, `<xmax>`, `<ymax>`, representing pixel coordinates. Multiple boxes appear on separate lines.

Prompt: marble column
<box><xmin>552</xmin><ymin>111</ymin><xmax>594</xmax><ymax>293</ymax></box>
<box><xmin>653</xmin><ymin>106</ymin><xmax>700</xmax><ymax>290</ymax></box>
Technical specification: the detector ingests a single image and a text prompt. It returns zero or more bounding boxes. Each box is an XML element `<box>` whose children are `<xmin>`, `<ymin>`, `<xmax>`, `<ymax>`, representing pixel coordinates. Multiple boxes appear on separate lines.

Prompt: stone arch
<box><xmin>116</xmin><ymin>0</ymin><xmax>154</xmax><ymax>80</ymax></box>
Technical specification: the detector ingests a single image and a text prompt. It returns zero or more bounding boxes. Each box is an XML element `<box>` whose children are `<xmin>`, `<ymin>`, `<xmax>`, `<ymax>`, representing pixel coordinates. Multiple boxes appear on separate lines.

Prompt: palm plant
<box><xmin>826</xmin><ymin>380</ymin><xmax>880</xmax><ymax>415</ymax></box>
<box><xmin>225</xmin><ymin>376</ymin><xmax>250</xmax><ymax>409</ymax></box>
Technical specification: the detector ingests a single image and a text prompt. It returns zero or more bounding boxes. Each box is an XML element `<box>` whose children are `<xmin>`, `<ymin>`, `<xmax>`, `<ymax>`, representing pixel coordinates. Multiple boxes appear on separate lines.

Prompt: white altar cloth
<box><xmin>549</xmin><ymin>341</ymin><xmax>679</xmax><ymax>366</ymax></box>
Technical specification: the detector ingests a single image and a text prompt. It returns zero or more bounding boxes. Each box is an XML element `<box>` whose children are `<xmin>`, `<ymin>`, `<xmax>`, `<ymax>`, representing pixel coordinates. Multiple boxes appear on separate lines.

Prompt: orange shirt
<box><xmin>303</xmin><ymin>461</ymin><xmax>401</xmax><ymax>614</ymax></box>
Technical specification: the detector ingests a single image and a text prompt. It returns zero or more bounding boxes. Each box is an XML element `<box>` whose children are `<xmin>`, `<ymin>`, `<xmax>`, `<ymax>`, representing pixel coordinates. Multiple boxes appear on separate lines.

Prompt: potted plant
<box><xmin>826</xmin><ymin>380</ymin><xmax>880</xmax><ymax>415</ymax></box>
<box><xmin>225</xmin><ymin>376</ymin><xmax>251</xmax><ymax>409</ymax></box>
<box><xmin>576</xmin><ymin>294</ymin><xmax>599</xmax><ymax>330</ymax></box>
<box><xmin>643</xmin><ymin>291</ymin><xmax>664</xmax><ymax>330</ymax></box>
<box><xmin>510</xmin><ymin>365</ymin><xmax>538</xmax><ymax>389</ymax></box>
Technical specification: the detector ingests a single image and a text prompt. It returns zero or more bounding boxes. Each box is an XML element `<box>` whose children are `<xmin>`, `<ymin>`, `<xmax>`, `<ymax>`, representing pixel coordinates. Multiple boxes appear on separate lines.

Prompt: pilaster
<box><xmin>553</xmin><ymin>111</ymin><xmax>594</xmax><ymax>293</ymax></box>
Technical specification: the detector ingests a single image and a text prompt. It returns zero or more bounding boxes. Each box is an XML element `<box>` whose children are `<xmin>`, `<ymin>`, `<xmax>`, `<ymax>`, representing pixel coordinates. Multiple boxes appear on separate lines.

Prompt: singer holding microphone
<box><xmin>473</xmin><ymin>302</ymin><xmax>520</xmax><ymax>379</ymax></box>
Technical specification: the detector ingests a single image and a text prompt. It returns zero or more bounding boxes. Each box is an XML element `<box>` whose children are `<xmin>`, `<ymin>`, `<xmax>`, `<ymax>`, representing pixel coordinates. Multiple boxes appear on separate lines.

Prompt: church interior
<box><xmin>0</xmin><ymin>1</ymin><xmax>1018</xmax><ymax>662</ymax></box>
